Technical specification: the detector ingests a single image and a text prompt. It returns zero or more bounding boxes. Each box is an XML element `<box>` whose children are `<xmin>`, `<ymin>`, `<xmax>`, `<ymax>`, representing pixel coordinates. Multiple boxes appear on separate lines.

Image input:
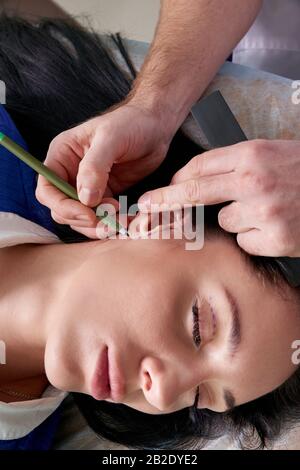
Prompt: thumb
<box><xmin>77</xmin><ymin>141</ymin><xmax>114</xmax><ymax>207</ymax></box>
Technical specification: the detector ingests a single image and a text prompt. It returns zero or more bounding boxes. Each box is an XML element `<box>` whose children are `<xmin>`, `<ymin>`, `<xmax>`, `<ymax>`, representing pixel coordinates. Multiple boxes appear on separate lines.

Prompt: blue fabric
<box><xmin>0</xmin><ymin>104</ymin><xmax>56</xmax><ymax>233</ymax></box>
<box><xmin>0</xmin><ymin>104</ymin><xmax>62</xmax><ymax>449</ymax></box>
<box><xmin>0</xmin><ymin>406</ymin><xmax>62</xmax><ymax>450</ymax></box>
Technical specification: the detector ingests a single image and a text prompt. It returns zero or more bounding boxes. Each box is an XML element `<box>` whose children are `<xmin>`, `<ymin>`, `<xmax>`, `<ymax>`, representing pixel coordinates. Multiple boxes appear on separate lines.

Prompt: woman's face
<box><xmin>44</xmin><ymin>231</ymin><xmax>300</xmax><ymax>414</ymax></box>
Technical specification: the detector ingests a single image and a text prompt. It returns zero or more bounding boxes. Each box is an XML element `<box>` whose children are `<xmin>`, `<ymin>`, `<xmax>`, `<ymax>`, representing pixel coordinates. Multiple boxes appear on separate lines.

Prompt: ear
<box><xmin>128</xmin><ymin>208</ymin><xmax>195</xmax><ymax>240</ymax></box>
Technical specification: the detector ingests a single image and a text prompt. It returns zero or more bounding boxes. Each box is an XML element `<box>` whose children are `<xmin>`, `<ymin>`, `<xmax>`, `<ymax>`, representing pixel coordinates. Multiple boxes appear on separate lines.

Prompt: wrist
<box><xmin>127</xmin><ymin>85</ymin><xmax>190</xmax><ymax>137</ymax></box>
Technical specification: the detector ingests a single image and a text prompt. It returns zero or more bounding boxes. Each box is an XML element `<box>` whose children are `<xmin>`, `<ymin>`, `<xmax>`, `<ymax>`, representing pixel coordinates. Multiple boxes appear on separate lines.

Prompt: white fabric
<box><xmin>0</xmin><ymin>387</ymin><xmax>67</xmax><ymax>440</ymax></box>
<box><xmin>0</xmin><ymin>212</ymin><xmax>67</xmax><ymax>440</ymax></box>
<box><xmin>0</xmin><ymin>212</ymin><xmax>61</xmax><ymax>248</ymax></box>
<box><xmin>233</xmin><ymin>0</ymin><xmax>300</xmax><ymax>79</ymax></box>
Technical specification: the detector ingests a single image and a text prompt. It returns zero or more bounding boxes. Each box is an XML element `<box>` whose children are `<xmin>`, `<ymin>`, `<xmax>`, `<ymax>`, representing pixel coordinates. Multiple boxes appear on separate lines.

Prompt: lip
<box><xmin>91</xmin><ymin>346</ymin><xmax>125</xmax><ymax>402</ymax></box>
<box><xmin>108</xmin><ymin>347</ymin><xmax>125</xmax><ymax>402</ymax></box>
<box><xmin>91</xmin><ymin>346</ymin><xmax>111</xmax><ymax>400</ymax></box>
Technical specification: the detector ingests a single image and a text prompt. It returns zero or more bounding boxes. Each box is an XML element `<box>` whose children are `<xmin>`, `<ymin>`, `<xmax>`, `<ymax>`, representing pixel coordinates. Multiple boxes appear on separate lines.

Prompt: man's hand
<box><xmin>36</xmin><ymin>0</ymin><xmax>262</xmax><ymax>238</ymax></box>
<box><xmin>35</xmin><ymin>101</ymin><xmax>172</xmax><ymax>235</ymax></box>
<box><xmin>138</xmin><ymin>140</ymin><xmax>300</xmax><ymax>257</ymax></box>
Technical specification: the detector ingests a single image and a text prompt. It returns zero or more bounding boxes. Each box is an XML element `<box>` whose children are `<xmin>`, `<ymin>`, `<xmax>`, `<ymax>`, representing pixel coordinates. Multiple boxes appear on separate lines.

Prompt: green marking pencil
<box><xmin>0</xmin><ymin>131</ymin><xmax>128</xmax><ymax>236</ymax></box>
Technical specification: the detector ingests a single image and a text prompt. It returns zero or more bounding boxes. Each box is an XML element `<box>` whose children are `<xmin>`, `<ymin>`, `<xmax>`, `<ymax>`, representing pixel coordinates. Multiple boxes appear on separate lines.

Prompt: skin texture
<box><xmin>0</xmin><ymin>231</ymin><xmax>299</xmax><ymax>413</ymax></box>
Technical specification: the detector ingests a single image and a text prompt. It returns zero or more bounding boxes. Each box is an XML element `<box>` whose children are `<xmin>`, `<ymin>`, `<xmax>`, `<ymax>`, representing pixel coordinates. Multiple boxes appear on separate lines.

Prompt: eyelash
<box><xmin>192</xmin><ymin>299</ymin><xmax>201</xmax><ymax>348</ymax></box>
<box><xmin>192</xmin><ymin>300</ymin><xmax>201</xmax><ymax>408</ymax></box>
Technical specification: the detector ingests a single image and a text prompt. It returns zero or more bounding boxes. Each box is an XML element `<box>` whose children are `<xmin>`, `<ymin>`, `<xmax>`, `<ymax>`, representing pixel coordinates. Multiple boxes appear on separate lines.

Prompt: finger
<box><xmin>43</xmin><ymin>132</ymin><xmax>81</xmax><ymax>188</ymax></box>
<box><xmin>77</xmin><ymin>132</ymin><xmax>120</xmax><ymax>207</ymax></box>
<box><xmin>57</xmin><ymin>197</ymin><xmax>120</xmax><ymax>230</ymax></box>
<box><xmin>238</xmin><ymin>223</ymin><xmax>295</xmax><ymax>257</ymax></box>
<box><xmin>51</xmin><ymin>211</ymin><xmax>97</xmax><ymax>228</ymax></box>
<box><xmin>70</xmin><ymin>225</ymin><xmax>99</xmax><ymax>239</ymax></box>
<box><xmin>218</xmin><ymin>202</ymin><xmax>254</xmax><ymax>233</ymax></box>
<box><xmin>95</xmin><ymin>197</ymin><xmax>120</xmax><ymax>216</ymax></box>
<box><xmin>74</xmin><ymin>221</ymin><xmax>128</xmax><ymax>240</ymax></box>
<box><xmin>138</xmin><ymin>173</ymin><xmax>236</xmax><ymax>212</ymax></box>
<box><xmin>36</xmin><ymin>149</ymin><xmax>96</xmax><ymax>223</ymax></box>
<box><xmin>37</xmin><ymin>174</ymin><xmax>97</xmax><ymax>223</ymax></box>
<box><xmin>96</xmin><ymin>197</ymin><xmax>127</xmax><ymax>234</ymax></box>
<box><xmin>95</xmin><ymin>202</ymin><xmax>129</xmax><ymax>239</ymax></box>
<box><xmin>237</xmin><ymin>229</ymin><xmax>275</xmax><ymax>256</ymax></box>
<box><xmin>171</xmin><ymin>145</ymin><xmax>240</xmax><ymax>184</ymax></box>
<box><xmin>51</xmin><ymin>210</ymin><xmax>68</xmax><ymax>225</ymax></box>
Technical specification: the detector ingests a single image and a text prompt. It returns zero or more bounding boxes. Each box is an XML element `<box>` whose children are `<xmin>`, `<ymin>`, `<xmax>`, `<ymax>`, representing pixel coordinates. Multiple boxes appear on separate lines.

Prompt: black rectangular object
<box><xmin>191</xmin><ymin>90</ymin><xmax>300</xmax><ymax>287</ymax></box>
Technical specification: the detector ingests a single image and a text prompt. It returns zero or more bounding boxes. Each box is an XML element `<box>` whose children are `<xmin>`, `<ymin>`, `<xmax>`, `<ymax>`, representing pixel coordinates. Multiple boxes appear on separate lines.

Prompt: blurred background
<box><xmin>0</xmin><ymin>0</ymin><xmax>160</xmax><ymax>41</ymax></box>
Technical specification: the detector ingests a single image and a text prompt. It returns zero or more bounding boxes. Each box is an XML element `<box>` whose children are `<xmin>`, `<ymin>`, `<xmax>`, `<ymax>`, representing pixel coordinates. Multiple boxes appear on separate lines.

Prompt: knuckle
<box><xmin>48</xmin><ymin>133</ymin><xmax>65</xmax><ymax>152</ymax></box>
<box><xmin>183</xmin><ymin>180</ymin><xmax>201</xmax><ymax>202</ymax></box>
<box><xmin>255</xmin><ymin>139</ymin><xmax>273</xmax><ymax>151</ymax></box>
<box><xmin>241</xmin><ymin>169</ymin><xmax>276</xmax><ymax>195</ymax></box>
<box><xmin>35</xmin><ymin>186</ymin><xmax>45</xmax><ymax>205</ymax></box>
<box><xmin>190</xmin><ymin>155</ymin><xmax>204</xmax><ymax>176</ymax></box>
<box><xmin>51</xmin><ymin>210</ymin><xmax>64</xmax><ymax>224</ymax></box>
<box><xmin>248</xmin><ymin>139</ymin><xmax>273</xmax><ymax>159</ymax></box>
<box><xmin>240</xmin><ymin>140</ymin><xmax>273</xmax><ymax>168</ymax></box>
<box><xmin>96</xmin><ymin>120</ymin><xmax>114</xmax><ymax>139</ymax></box>
<box><xmin>258</xmin><ymin>202</ymin><xmax>281</xmax><ymax>222</ymax></box>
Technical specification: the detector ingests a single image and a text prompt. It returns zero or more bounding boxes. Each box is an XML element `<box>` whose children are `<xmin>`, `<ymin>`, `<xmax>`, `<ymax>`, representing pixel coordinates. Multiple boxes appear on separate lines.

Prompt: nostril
<box><xmin>143</xmin><ymin>371</ymin><xmax>152</xmax><ymax>391</ymax></box>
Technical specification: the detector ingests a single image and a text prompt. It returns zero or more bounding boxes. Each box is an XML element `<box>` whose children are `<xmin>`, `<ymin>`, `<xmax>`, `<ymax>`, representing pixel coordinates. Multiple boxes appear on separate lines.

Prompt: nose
<box><xmin>139</xmin><ymin>356</ymin><xmax>186</xmax><ymax>411</ymax></box>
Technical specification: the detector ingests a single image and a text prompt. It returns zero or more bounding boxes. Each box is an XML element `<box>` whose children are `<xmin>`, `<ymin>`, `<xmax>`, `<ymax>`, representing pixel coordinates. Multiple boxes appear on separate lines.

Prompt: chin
<box><xmin>44</xmin><ymin>347</ymin><xmax>79</xmax><ymax>393</ymax></box>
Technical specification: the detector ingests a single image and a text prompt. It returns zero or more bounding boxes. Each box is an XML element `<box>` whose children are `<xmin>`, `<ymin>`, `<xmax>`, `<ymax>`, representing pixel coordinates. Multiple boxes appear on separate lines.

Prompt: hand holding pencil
<box><xmin>0</xmin><ymin>132</ymin><xmax>128</xmax><ymax>237</ymax></box>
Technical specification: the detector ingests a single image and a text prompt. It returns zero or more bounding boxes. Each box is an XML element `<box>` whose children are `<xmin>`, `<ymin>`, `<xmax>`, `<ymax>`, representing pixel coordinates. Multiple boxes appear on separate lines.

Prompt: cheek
<box><xmin>44</xmin><ymin>307</ymin><xmax>99</xmax><ymax>393</ymax></box>
<box><xmin>44</xmin><ymin>334</ymin><xmax>71</xmax><ymax>391</ymax></box>
<box><xmin>122</xmin><ymin>390</ymin><xmax>158</xmax><ymax>414</ymax></box>
<box><xmin>231</xmin><ymin>329</ymin><xmax>298</xmax><ymax>405</ymax></box>
<box><xmin>122</xmin><ymin>390</ymin><xmax>174</xmax><ymax>415</ymax></box>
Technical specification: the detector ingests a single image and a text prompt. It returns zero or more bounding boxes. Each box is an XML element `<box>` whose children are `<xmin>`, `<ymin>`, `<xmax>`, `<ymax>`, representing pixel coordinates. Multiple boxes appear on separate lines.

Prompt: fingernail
<box><xmin>79</xmin><ymin>187</ymin><xmax>100</xmax><ymax>206</ymax></box>
<box><xmin>138</xmin><ymin>193</ymin><xmax>151</xmax><ymax>211</ymax></box>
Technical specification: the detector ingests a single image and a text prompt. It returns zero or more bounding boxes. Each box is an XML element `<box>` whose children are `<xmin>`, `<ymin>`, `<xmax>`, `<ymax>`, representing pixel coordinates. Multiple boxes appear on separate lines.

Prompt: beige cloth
<box><xmin>182</xmin><ymin>65</ymin><xmax>300</xmax><ymax>148</ymax></box>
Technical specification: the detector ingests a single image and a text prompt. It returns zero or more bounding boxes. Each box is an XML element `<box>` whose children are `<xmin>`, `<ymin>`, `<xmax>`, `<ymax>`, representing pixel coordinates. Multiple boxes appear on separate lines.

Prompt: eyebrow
<box><xmin>222</xmin><ymin>287</ymin><xmax>242</xmax><ymax>410</ymax></box>
<box><xmin>224</xmin><ymin>286</ymin><xmax>242</xmax><ymax>357</ymax></box>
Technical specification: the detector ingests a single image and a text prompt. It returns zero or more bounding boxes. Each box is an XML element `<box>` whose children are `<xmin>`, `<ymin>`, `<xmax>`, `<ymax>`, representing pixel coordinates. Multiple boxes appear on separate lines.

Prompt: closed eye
<box><xmin>192</xmin><ymin>299</ymin><xmax>201</xmax><ymax>407</ymax></box>
<box><xmin>192</xmin><ymin>299</ymin><xmax>201</xmax><ymax>348</ymax></box>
